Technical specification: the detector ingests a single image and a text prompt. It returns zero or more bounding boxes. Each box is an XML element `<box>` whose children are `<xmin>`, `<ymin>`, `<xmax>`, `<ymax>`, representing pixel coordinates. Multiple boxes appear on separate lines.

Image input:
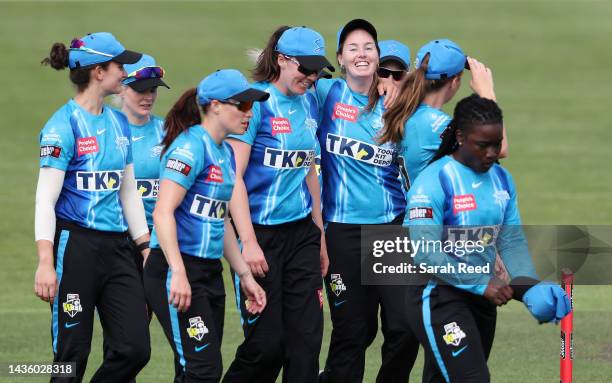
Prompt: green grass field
<box><xmin>1</xmin><ymin>1</ymin><xmax>611</xmax><ymax>382</ymax></box>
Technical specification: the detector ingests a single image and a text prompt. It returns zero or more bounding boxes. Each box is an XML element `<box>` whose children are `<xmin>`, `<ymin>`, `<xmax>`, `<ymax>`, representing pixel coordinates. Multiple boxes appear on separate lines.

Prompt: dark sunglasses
<box><xmin>377</xmin><ymin>67</ymin><xmax>407</xmax><ymax>81</ymax></box>
<box><xmin>282</xmin><ymin>54</ymin><xmax>321</xmax><ymax>77</ymax></box>
<box><xmin>219</xmin><ymin>99</ymin><xmax>254</xmax><ymax>113</ymax></box>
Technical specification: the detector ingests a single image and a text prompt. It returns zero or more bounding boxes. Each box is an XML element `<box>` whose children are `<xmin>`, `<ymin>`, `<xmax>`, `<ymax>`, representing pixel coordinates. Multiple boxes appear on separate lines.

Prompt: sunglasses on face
<box><xmin>377</xmin><ymin>67</ymin><xmax>407</xmax><ymax>81</ymax></box>
<box><xmin>282</xmin><ymin>54</ymin><xmax>321</xmax><ymax>77</ymax></box>
<box><xmin>127</xmin><ymin>66</ymin><xmax>165</xmax><ymax>79</ymax></box>
<box><xmin>219</xmin><ymin>98</ymin><xmax>254</xmax><ymax>113</ymax></box>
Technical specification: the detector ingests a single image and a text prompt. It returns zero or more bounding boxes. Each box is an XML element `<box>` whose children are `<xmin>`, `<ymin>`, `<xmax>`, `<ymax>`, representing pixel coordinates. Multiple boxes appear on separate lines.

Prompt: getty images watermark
<box><xmin>360</xmin><ymin>225</ymin><xmax>612</xmax><ymax>285</ymax></box>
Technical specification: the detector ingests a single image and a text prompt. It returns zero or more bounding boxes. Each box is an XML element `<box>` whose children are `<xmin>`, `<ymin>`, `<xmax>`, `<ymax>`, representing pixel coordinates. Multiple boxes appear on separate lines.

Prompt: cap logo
<box><xmin>70</xmin><ymin>38</ymin><xmax>86</xmax><ymax>49</ymax></box>
<box><xmin>313</xmin><ymin>38</ymin><xmax>323</xmax><ymax>54</ymax></box>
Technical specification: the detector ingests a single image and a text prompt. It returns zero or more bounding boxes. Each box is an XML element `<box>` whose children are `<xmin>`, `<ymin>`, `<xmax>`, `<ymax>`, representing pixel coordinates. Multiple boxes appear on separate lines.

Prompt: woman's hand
<box><xmin>168</xmin><ymin>268</ymin><xmax>191</xmax><ymax>312</ymax></box>
<box><xmin>484</xmin><ymin>277</ymin><xmax>513</xmax><ymax>306</ymax></box>
<box><xmin>240</xmin><ymin>273</ymin><xmax>267</xmax><ymax>314</ymax></box>
<box><xmin>467</xmin><ymin>57</ymin><xmax>496</xmax><ymax>101</ymax></box>
<box><xmin>243</xmin><ymin>239</ymin><xmax>269</xmax><ymax>278</ymax></box>
<box><xmin>34</xmin><ymin>259</ymin><xmax>58</xmax><ymax>303</ymax></box>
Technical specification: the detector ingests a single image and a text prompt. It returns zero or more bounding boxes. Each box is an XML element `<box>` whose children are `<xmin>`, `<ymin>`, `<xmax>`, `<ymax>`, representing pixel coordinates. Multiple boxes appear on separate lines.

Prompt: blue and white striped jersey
<box><xmin>150</xmin><ymin>125</ymin><xmax>235</xmax><ymax>259</ymax></box>
<box><xmin>405</xmin><ymin>155</ymin><xmax>538</xmax><ymax>295</ymax></box>
<box><xmin>129</xmin><ymin>115</ymin><xmax>165</xmax><ymax>228</ymax></box>
<box><xmin>229</xmin><ymin>82</ymin><xmax>319</xmax><ymax>225</ymax></box>
<box><xmin>39</xmin><ymin>100</ymin><xmax>133</xmax><ymax>232</ymax></box>
<box><xmin>316</xmin><ymin>78</ymin><xmax>405</xmax><ymax>224</ymax></box>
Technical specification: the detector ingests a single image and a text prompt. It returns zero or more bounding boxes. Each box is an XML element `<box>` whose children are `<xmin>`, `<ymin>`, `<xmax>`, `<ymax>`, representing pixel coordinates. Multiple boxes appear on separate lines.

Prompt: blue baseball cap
<box><xmin>68</xmin><ymin>32</ymin><xmax>141</xmax><ymax>69</ymax></box>
<box><xmin>197</xmin><ymin>69</ymin><xmax>270</xmax><ymax>106</ymax></box>
<box><xmin>337</xmin><ymin>19</ymin><xmax>379</xmax><ymax>53</ymax></box>
<box><xmin>122</xmin><ymin>54</ymin><xmax>170</xmax><ymax>92</ymax></box>
<box><xmin>415</xmin><ymin>39</ymin><xmax>469</xmax><ymax>80</ymax></box>
<box><xmin>379</xmin><ymin>40</ymin><xmax>411</xmax><ymax>70</ymax></box>
<box><xmin>276</xmin><ymin>27</ymin><xmax>334</xmax><ymax>72</ymax></box>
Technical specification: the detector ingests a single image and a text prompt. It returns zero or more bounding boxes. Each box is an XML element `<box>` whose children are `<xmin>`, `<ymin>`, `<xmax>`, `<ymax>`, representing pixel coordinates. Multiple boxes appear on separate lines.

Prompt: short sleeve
<box><xmin>39</xmin><ymin>118</ymin><xmax>75</xmax><ymax>171</ymax></box>
<box><xmin>159</xmin><ymin>137</ymin><xmax>204</xmax><ymax>191</ymax></box>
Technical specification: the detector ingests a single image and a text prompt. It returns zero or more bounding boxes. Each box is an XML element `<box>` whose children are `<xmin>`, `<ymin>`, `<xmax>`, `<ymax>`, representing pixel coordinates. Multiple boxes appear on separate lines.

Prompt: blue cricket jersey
<box><xmin>150</xmin><ymin>125</ymin><xmax>236</xmax><ymax>259</ymax></box>
<box><xmin>229</xmin><ymin>82</ymin><xmax>319</xmax><ymax>225</ymax></box>
<box><xmin>316</xmin><ymin>78</ymin><xmax>405</xmax><ymax>224</ymax></box>
<box><xmin>129</xmin><ymin>115</ymin><xmax>165</xmax><ymax>228</ymax></box>
<box><xmin>39</xmin><ymin>100</ymin><xmax>132</xmax><ymax>232</ymax></box>
<box><xmin>405</xmin><ymin>155</ymin><xmax>538</xmax><ymax>295</ymax></box>
<box><xmin>399</xmin><ymin>104</ymin><xmax>450</xmax><ymax>186</ymax></box>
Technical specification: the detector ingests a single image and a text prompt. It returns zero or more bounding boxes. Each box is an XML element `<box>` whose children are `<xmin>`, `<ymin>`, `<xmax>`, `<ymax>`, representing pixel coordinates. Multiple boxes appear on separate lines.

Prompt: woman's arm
<box><xmin>152</xmin><ymin>179</ymin><xmax>191</xmax><ymax>312</ymax></box>
<box><xmin>305</xmin><ymin>163</ymin><xmax>328</xmax><ymax>276</ymax></box>
<box><xmin>119</xmin><ymin>164</ymin><xmax>150</xmax><ymax>258</ymax></box>
<box><xmin>34</xmin><ymin>167</ymin><xmax>65</xmax><ymax>303</ymax></box>
<box><xmin>227</xmin><ymin>139</ymin><xmax>268</xmax><ymax>277</ymax></box>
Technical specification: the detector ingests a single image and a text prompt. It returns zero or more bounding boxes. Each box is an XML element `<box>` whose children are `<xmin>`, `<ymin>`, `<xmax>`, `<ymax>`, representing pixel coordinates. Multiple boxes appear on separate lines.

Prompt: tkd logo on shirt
<box><xmin>76</xmin><ymin>170</ymin><xmax>123</xmax><ymax>191</ymax></box>
<box><xmin>137</xmin><ymin>179</ymin><xmax>159</xmax><ymax>199</ymax></box>
<box><xmin>326</xmin><ymin>133</ymin><xmax>394</xmax><ymax>167</ymax></box>
<box><xmin>189</xmin><ymin>194</ymin><xmax>228</xmax><ymax>221</ymax></box>
<box><xmin>263</xmin><ymin>148</ymin><xmax>314</xmax><ymax>169</ymax></box>
<box><xmin>446</xmin><ymin>225</ymin><xmax>500</xmax><ymax>247</ymax></box>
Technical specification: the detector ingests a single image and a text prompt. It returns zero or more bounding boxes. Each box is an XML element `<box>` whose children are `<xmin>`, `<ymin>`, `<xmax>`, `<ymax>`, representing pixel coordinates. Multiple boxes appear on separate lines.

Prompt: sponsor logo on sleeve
<box><xmin>205</xmin><ymin>165</ymin><xmax>223</xmax><ymax>183</ymax></box>
<box><xmin>332</xmin><ymin>102</ymin><xmax>359</xmax><ymax>122</ymax></box>
<box><xmin>493</xmin><ymin>190</ymin><xmax>511</xmax><ymax>203</ymax></box>
<box><xmin>271</xmin><ymin>118</ymin><xmax>292</xmax><ymax>135</ymax></box>
<box><xmin>137</xmin><ymin>179</ymin><xmax>159</xmax><ymax>199</ymax></box>
<box><xmin>189</xmin><ymin>194</ymin><xmax>228</xmax><ymax>221</ymax></box>
<box><xmin>409</xmin><ymin>194</ymin><xmax>431</xmax><ymax>204</ymax></box>
<box><xmin>325</xmin><ymin>133</ymin><xmax>394</xmax><ymax>167</ymax></box>
<box><xmin>453</xmin><ymin>194</ymin><xmax>477</xmax><ymax>214</ymax></box>
<box><xmin>165</xmin><ymin>158</ymin><xmax>192</xmax><ymax>176</ymax></box>
<box><xmin>77</xmin><ymin>137</ymin><xmax>98</xmax><ymax>156</ymax></box>
<box><xmin>76</xmin><ymin>170</ymin><xmax>123</xmax><ymax>191</ymax></box>
<box><xmin>40</xmin><ymin>145</ymin><xmax>62</xmax><ymax>158</ymax></box>
<box><xmin>263</xmin><ymin>148</ymin><xmax>314</xmax><ymax>169</ymax></box>
<box><xmin>409</xmin><ymin>207</ymin><xmax>433</xmax><ymax>220</ymax></box>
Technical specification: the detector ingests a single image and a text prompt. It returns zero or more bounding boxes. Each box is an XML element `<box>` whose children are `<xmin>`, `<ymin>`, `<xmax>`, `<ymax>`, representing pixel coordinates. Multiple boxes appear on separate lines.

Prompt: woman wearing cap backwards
<box><xmin>143</xmin><ymin>69</ymin><xmax>268</xmax><ymax>382</ymax></box>
<box><xmin>378</xmin><ymin>40</ymin><xmax>411</xmax><ymax>88</ymax></box>
<box><xmin>316</xmin><ymin>19</ymin><xmax>420</xmax><ymax>383</ymax></box>
<box><xmin>35</xmin><ymin>32</ymin><xmax>151</xmax><ymax>381</ymax></box>
<box><xmin>222</xmin><ymin>26</ymin><xmax>333</xmax><ymax>383</ymax></box>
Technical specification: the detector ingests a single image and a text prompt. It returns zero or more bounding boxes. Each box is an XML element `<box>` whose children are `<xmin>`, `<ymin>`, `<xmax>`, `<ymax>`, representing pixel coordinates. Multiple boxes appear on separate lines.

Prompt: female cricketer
<box><xmin>222</xmin><ymin>26</ymin><xmax>333</xmax><ymax>383</ymax></box>
<box><xmin>143</xmin><ymin>69</ymin><xmax>268</xmax><ymax>383</ymax></box>
<box><xmin>378</xmin><ymin>39</ymin><xmax>411</xmax><ymax>88</ymax></box>
<box><xmin>120</xmin><ymin>53</ymin><xmax>169</xmax><ymax>232</ymax></box>
<box><xmin>317</xmin><ymin>19</ymin><xmax>419</xmax><ymax>383</ymax></box>
<box><xmin>34</xmin><ymin>32</ymin><xmax>151</xmax><ymax>381</ymax></box>
<box><xmin>381</xmin><ymin>39</ymin><xmax>507</xmax><ymax>187</ymax></box>
<box><xmin>405</xmin><ymin>94</ymin><xmax>571</xmax><ymax>382</ymax></box>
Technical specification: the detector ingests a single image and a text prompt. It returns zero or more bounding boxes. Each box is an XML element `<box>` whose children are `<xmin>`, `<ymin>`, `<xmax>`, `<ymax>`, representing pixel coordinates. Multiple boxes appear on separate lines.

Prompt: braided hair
<box><xmin>430</xmin><ymin>94</ymin><xmax>503</xmax><ymax>164</ymax></box>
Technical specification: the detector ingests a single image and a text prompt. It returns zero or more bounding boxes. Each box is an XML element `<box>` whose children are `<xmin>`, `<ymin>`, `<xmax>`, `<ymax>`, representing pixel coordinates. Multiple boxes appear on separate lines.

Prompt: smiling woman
<box><xmin>222</xmin><ymin>26</ymin><xmax>333</xmax><ymax>383</ymax></box>
<box><xmin>34</xmin><ymin>32</ymin><xmax>151</xmax><ymax>381</ymax></box>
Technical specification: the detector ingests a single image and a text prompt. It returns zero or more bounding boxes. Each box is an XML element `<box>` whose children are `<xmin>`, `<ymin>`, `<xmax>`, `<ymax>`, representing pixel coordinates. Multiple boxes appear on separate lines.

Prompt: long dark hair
<box><xmin>252</xmin><ymin>25</ymin><xmax>291</xmax><ymax>83</ymax></box>
<box><xmin>429</xmin><ymin>94</ymin><xmax>503</xmax><ymax>163</ymax></box>
<box><xmin>162</xmin><ymin>88</ymin><xmax>204</xmax><ymax>155</ymax></box>
<box><xmin>41</xmin><ymin>41</ymin><xmax>109</xmax><ymax>92</ymax></box>
<box><xmin>380</xmin><ymin>54</ymin><xmax>457</xmax><ymax>144</ymax></box>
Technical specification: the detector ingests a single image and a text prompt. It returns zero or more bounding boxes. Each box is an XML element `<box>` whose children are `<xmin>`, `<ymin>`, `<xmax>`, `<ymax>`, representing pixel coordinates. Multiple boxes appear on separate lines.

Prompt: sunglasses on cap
<box><xmin>69</xmin><ymin>38</ymin><xmax>114</xmax><ymax>58</ymax></box>
<box><xmin>281</xmin><ymin>54</ymin><xmax>321</xmax><ymax>77</ymax></box>
<box><xmin>219</xmin><ymin>99</ymin><xmax>254</xmax><ymax>113</ymax></box>
<box><xmin>127</xmin><ymin>66</ymin><xmax>165</xmax><ymax>80</ymax></box>
<box><xmin>377</xmin><ymin>67</ymin><xmax>407</xmax><ymax>81</ymax></box>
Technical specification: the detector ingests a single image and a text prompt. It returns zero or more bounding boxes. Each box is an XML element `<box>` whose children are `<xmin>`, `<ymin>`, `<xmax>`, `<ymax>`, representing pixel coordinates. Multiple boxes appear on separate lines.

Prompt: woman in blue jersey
<box><xmin>222</xmin><ymin>26</ymin><xmax>333</xmax><ymax>383</ymax></box>
<box><xmin>317</xmin><ymin>19</ymin><xmax>419</xmax><ymax>383</ymax></box>
<box><xmin>378</xmin><ymin>39</ymin><xmax>411</xmax><ymax>89</ymax></box>
<box><xmin>380</xmin><ymin>38</ymin><xmax>506</xmax><ymax>186</ymax></box>
<box><xmin>120</xmin><ymin>53</ymin><xmax>169</xmax><ymax>232</ymax></box>
<box><xmin>34</xmin><ymin>32</ymin><xmax>151</xmax><ymax>381</ymax></box>
<box><xmin>405</xmin><ymin>94</ymin><xmax>571</xmax><ymax>382</ymax></box>
<box><xmin>143</xmin><ymin>69</ymin><xmax>269</xmax><ymax>383</ymax></box>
